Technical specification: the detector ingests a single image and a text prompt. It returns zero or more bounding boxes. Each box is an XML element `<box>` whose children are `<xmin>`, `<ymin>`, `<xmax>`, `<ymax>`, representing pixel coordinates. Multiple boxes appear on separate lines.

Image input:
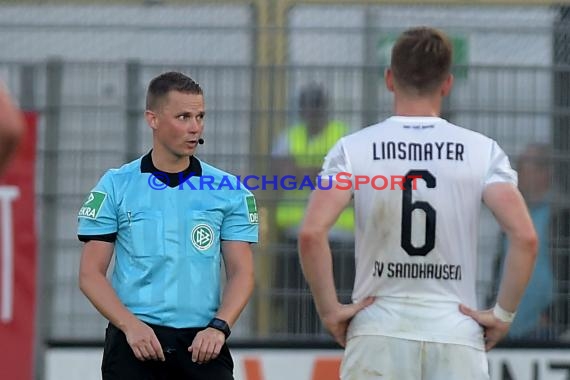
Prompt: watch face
<box><xmin>210</xmin><ymin>318</ymin><xmax>230</xmax><ymax>337</ymax></box>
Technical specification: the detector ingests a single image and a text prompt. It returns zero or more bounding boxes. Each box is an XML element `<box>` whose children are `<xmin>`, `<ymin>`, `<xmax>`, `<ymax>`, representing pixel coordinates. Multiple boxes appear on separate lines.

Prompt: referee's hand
<box><xmin>188</xmin><ymin>327</ymin><xmax>226</xmax><ymax>364</ymax></box>
<box><xmin>459</xmin><ymin>304</ymin><xmax>510</xmax><ymax>351</ymax></box>
<box><xmin>124</xmin><ymin>319</ymin><xmax>166</xmax><ymax>362</ymax></box>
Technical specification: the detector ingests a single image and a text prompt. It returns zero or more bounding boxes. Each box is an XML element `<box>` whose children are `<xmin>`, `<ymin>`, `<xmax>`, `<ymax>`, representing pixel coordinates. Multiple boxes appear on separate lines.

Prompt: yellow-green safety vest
<box><xmin>276</xmin><ymin>121</ymin><xmax>354</xmax><ymax>232</ymax></box>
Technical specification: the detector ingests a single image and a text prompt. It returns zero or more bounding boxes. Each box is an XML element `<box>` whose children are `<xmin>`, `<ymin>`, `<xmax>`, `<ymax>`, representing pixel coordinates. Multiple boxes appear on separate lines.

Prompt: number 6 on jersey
<box><xmin>401</xmin><ymin>170</ymin><xmax>436</xmax><ymax>256</ymax></box>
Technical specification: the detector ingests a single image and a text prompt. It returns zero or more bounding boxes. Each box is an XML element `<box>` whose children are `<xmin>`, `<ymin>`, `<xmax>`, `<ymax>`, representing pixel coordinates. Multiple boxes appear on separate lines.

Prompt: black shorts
<box><xmin>101</xmin><ymin>322</ymin><xmax>234</xmax><ymax>380</ymax></box>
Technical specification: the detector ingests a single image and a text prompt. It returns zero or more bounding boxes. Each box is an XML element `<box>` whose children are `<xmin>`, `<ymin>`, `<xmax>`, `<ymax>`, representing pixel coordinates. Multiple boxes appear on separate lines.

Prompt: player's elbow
<box><xmin>298</xmin><ymin>225</ymin><xmax>315</xmax><ymax>244</ymax></box>
<box><xmin>510</xmin><ymin>227</ymin><xmax>539</xmax><ymax>260</ymax></box>
<box><xmin>0</xmin><ymin>113</ymin><xmax>25</xmax><ymax>145</ymax></box>
<box><xmin>525</xmin><ymin>229</ymin><xmax>539</xmax><ymax>259</ymax></box>
<box><xmin>298</xmin><ymin>224</ymin><xmax>327</xmax><ymax>254</ymax></box>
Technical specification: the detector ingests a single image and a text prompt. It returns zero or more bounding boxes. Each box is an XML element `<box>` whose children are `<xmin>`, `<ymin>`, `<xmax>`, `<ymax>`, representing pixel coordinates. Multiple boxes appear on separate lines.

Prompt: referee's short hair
<box><xmin>146</xmin><ymin>71</ymin><xmax>203</xmax><ymax>111</ymax></box>
<box><xmin>390</xmin><ymin>26</ymin><xmax>453</xmax><ymax>96</ymax></box>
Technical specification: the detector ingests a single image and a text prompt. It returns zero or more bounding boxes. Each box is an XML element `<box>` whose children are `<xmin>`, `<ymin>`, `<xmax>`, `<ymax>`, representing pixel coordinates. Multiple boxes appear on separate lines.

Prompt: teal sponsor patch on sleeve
<box><xmin>245</xmin><ymin>195</ymin><xmax>258</xmax><ymax>224</ymax></box>
<box><xmin>78</xmin><ymin>191</ymin><xmax>107</xmax><ymax>219</ymax></box>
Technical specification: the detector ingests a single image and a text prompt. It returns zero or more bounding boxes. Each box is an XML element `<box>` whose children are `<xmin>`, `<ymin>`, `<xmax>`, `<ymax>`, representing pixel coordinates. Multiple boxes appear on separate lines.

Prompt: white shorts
<box><xmin>340</xmin><ymin>335</ymin><xmax>489</xmax><ymax>380</ymax></box>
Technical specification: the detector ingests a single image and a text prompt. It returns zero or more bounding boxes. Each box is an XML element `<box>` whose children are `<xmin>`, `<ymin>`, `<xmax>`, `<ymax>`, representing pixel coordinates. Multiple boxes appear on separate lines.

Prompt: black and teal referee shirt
<box><xmin>77</xmin><ymin>151</ymin><xmax>259</xmax><ymax>328</ymax></box>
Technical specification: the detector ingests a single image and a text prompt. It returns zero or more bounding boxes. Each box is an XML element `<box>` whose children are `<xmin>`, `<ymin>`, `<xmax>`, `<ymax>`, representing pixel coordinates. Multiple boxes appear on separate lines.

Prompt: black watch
<box><xmin>207</xmin><ymin>317</ymin><xmax>231</xmax><ymax>339</ymax></box>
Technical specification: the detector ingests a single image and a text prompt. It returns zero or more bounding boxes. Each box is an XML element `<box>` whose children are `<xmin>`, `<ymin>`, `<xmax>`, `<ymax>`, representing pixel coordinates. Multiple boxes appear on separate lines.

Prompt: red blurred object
<box><xmin>0</xmin><ymin>112</ymin><xmax>37</xmax><ymax>380</ymax></box>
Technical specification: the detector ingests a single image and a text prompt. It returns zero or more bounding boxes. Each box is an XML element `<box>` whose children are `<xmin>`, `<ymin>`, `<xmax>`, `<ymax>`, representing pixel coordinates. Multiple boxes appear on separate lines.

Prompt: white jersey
<box><xmin>320</xmin><ymin>116</ymin><xmax>517</xmax><ymax>350</ymax></box>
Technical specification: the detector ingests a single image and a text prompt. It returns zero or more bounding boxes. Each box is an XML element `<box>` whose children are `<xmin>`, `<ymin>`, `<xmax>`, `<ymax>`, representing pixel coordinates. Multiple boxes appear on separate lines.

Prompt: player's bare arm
<box><xmin>188</xmin><ymin>241</ymin><xmax>254</xmax><ymax>364</ymax></box>
<box><xmin>79</xmin><ymin>240</ymin><xmax>165</xmax><ymax>362</ymax></box>
<box><xmin>298</xmin><ymin>185</ymin><xmax>374</xmax><ymax>347</ymax></box>
<box><xmin>0</xmin><ymin>85</ymin><xmax>24</xmax><ymax>176</ymax></box>
<box><xmin>460</xmin><ymin>182</ymin><xmax>538</xmax><ymax>351</ymax></box>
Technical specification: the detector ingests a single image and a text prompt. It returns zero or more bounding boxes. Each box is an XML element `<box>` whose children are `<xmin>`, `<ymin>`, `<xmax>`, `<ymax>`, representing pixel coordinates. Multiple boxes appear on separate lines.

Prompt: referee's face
<box><xmin>152</xmin><ymin>91</ymin><xmax>205</xmax><ymax>159</ymax></box>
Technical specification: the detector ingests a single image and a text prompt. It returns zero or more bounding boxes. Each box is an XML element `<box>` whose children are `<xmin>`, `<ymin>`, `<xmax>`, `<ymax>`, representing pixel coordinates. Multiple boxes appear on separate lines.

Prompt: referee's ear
<box><xmin>145</xmin><ymin>110</ymin><xmax>158</xmax><ymax>131</ymax></box>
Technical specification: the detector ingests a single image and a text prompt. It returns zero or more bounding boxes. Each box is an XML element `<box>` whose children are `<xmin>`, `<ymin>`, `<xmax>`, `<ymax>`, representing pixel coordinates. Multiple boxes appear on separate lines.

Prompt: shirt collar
<box><xmin>140</xmin><ymin>150</ymin><xmax>203</xmax><ymax>177</ymax></box>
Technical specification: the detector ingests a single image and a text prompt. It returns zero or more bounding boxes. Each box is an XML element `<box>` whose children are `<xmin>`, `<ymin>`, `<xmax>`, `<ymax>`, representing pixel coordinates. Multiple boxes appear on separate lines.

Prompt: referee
<box><xmin>78</xmin><ymin>71</ymin><xmax>258</xmax><ymax>379</ymax></box>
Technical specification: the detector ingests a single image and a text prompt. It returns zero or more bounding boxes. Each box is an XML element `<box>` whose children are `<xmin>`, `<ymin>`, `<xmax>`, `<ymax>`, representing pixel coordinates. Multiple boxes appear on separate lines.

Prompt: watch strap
<box><xmin>207</xmin><ymin>317</ymin><xmax>231</xmax><ymax>339</ymax></box>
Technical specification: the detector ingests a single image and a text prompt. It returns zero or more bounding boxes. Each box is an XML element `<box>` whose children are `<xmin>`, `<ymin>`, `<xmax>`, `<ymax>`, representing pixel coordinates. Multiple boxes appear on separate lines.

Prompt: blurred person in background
<box><xmin>271</xmin><ymin>82</ymin><xmax>354</xmax><ymax>333</ymax></box>
<box><xmin>491</xmin><ymin>143</ymin><xmax>556</xmax><ymax>339</ymax></box>
<box><xmin>298</xmin><ymin>26</ymin><xmax>537</xmax><ymax>379</ymax></box>
<box><xmin>0</xmin><ymin>83</ymin><xmax>24</xmax><ymax>176</ymax></box>
<box><xmin>77</xmin><ymin>71</ymin><xmax>258</xmax><ymax>380</ymax></box>
<box><xmin>272</xmin><ymin>82</ymin><xmax>354</xmax><ymax>239</ymax></box>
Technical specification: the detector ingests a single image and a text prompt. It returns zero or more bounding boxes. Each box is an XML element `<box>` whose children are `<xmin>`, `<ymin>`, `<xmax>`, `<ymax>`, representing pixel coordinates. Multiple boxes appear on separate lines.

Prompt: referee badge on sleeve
<box><xmin>78</xmin><ymin>191</ymin><xmax>107</xmax><ymax>219</ymax></box>
<box><xmin>245</xmin><ymin>195</ymin><xmax>258</xmax><ymax>224</ymax></box>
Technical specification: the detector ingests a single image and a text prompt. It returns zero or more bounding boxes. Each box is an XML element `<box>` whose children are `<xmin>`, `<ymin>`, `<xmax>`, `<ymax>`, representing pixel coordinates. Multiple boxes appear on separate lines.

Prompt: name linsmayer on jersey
<box><xmin>372</xmin><ymin>141</ymin><xmax>465</xmax><ymax>161</ymax></box>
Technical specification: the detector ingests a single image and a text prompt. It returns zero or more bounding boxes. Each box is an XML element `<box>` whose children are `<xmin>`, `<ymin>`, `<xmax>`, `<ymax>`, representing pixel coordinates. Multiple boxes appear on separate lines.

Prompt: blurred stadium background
<box><xmin>0</xmin><ymin>0</ymin><xmax>570</xmax><ymax>379</ymax></box>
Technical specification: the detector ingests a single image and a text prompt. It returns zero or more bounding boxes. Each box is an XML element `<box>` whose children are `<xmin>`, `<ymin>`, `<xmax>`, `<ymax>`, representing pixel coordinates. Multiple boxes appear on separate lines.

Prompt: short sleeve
<box><xmin>77</xmin><ymin>170</ymin><xmax>118</xmax><ymax>236</ymax></box>
<box><xmin>220</xmin><ymin>189</ymin><xmax>259</xmax><ymax>243</ymax></box>
<box><xmin>319</xmin><ymin>138</ymin><xmax>352</xmax><ymax>177</ymax></box>
<box><xmin>484</xmin><ymin>141</ymin><xmax>518</xmax><ymax>188</ymax></box>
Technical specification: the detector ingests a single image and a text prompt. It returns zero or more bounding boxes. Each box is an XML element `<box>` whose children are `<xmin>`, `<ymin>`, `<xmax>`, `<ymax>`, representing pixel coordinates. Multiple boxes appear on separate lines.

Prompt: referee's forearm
<box><xmin>79</xmin><ymin>272</ymin><xmax>138</xmax><ymax>332</ymax></box>
<box><xmin>216</xmin><ymin>269</ymin><xmax>255</xmax><ymax>327</ymax></box>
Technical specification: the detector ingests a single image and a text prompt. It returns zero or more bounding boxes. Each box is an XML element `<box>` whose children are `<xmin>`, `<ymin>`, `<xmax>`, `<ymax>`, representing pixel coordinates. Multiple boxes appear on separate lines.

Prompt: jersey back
<box><xmin>320</xmin><ymin>116</ymin><xmax>517</xmax><ymax>349</ymax></box>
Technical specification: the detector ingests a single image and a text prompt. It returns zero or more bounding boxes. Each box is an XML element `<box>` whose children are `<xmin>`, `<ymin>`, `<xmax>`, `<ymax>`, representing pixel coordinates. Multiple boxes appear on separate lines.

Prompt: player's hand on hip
<box><xmin>124</xmin><ymin>319</ymin><xmax>166</xmax><ymax>362</ymax></box>
<box><xmin>188</xmin><ymin>327</ymin><xmax>225</xmax><ymax>364</ymax></box>
<box><xmin>459</xmin><ymin>304</ymin><xmax>510</xmax><ymax>351</ymax></box>
<box><xmin>322</xmin><ymin>297</ymin><xmax>375</xmax><ymax>348</ymax></box>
